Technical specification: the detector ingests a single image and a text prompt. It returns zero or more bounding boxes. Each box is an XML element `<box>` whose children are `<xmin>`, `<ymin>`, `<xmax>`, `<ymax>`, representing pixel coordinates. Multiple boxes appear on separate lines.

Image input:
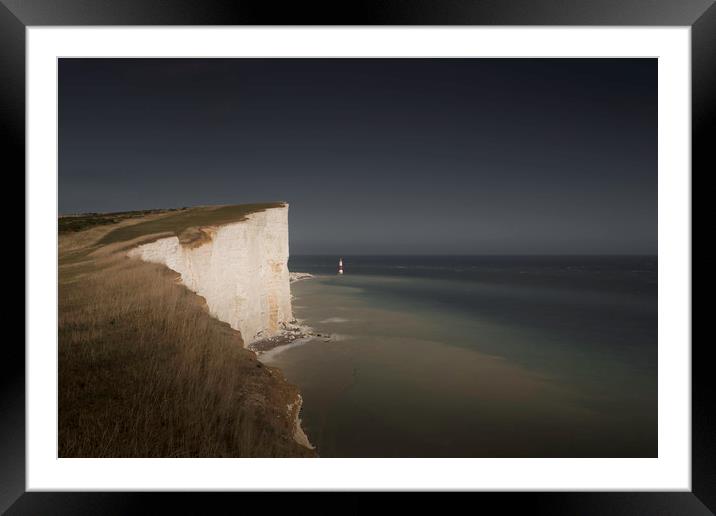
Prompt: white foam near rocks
<box><xmin>320</xmin><ymin>317</ymin><xmax>349</xmax><ymax>323</ymax></box>
<box><xmin>260</xmin><ymin>336</ymin><xmax>316</xmax><ymax>362</ymax></box>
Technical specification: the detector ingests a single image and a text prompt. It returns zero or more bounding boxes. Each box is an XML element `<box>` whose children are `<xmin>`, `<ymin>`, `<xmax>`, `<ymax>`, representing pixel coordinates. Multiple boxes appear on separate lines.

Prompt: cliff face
<box><xmin>128</xmin><ymin>204</ymin><xmax>293</xmax><ymax>344</ymax></box>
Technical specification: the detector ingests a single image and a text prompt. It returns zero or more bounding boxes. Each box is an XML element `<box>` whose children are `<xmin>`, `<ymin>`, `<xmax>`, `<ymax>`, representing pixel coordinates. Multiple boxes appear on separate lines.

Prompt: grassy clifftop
<box><xmin>60</xmin><ymin>202</ymin><xmax>285</xmax><ymax>243</ymax></box>
<box><xmin>58</xmin><ymin>203</ymin><xmax>313</xmax><ymax>458</ymax></box>
<box><xmin>97</xmin><ymin>202</ymin><xmax>286</xmax><ymax>246</ymax></box>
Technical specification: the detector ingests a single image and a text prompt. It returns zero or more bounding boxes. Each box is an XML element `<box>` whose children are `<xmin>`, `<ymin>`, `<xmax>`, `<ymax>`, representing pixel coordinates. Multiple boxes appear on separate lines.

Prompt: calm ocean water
<box><xmin>267</xmin><ymin>255</ymin><xmax>657</xmax><ymax>457</ymax></box>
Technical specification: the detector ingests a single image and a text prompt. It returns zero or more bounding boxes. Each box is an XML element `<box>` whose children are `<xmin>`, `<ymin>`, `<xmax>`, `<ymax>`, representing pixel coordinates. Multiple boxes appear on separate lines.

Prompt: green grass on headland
<box><xmin>97</xmin><ymin>203</ymin><xmax>285</xmax><ymax>245</ymax></box>
<box><xmin>58</xmin><ymin>208</ymin><xmax>187</xmax><ymax>234</ymax></box>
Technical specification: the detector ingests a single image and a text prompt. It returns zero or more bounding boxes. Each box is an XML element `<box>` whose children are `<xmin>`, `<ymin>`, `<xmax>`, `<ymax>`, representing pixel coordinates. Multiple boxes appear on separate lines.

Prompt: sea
<box><xmin>264</xmin><ymin>255</ymin><xmax>657</xmax><ymax>458</ymax></box>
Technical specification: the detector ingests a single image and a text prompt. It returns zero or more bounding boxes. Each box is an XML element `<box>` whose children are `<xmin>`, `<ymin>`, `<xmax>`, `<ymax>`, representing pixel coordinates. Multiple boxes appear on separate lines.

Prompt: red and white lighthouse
<box><xmin>338</xmin><ymin>258</ymin><xmax>344</xmax><ymax>275</ymax></box>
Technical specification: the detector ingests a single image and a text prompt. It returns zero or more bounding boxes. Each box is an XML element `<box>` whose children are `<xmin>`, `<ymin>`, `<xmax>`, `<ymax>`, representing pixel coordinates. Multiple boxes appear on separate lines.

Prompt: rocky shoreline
<box><xmin>247</xmin><ymin>272</ymin><xmax>330</xmax><ymax>355</ymax></box>
<box><xmin>248</xmin><ymin>322</ymin><xmax>336</xmax><ymax>353</ymax></box>
<box><xmin>248</xmin><ymin>320</ymin><xmax>313</xmax><ymax>352</ymax></box>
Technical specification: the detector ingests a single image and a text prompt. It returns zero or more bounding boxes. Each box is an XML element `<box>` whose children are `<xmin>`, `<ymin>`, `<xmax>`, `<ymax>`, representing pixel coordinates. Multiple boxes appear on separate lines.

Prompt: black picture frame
<box><xmin>5</xmin><ymin>1</ymin><xmax>710</xmax><ymax>513</ymax></box>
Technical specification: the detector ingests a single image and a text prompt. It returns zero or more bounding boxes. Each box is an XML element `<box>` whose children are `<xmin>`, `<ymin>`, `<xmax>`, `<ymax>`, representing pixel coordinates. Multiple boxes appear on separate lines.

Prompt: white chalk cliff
<box><xmin>128</xmin><ymin>205</ymin><xmax>293</xmax><ymax>345</ymax></box>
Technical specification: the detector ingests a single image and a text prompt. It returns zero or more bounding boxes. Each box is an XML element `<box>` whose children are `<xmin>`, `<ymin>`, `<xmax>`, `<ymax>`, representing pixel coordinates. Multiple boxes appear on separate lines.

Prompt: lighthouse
<box><xmin>338</xmin><ymin>257</ymin><xmax>344</xmax><ymax>275</ymax></box>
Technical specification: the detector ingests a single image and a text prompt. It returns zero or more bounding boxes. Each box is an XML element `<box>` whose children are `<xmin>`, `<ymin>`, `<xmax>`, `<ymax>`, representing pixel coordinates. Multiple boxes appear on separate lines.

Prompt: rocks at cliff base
<box><xmin>248</xmin><ymin>321</ymin><xmax>312</xmax><ymax>352</ymax></box>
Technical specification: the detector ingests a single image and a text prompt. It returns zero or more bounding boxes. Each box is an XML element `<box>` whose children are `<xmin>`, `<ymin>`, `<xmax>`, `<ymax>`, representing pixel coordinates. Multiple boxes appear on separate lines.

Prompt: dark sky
<box><xmin>59</xmin><ymin>58</ymin><xmax>656</xmax><ymax>255</ymax></box>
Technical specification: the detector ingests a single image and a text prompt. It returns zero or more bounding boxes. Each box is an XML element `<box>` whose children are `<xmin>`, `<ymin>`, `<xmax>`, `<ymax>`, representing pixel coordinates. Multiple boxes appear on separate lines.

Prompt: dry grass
<box><xmin>59</xmin><ymin>207</ymin><xmax>314</xmax><ymax>457</ymax></box>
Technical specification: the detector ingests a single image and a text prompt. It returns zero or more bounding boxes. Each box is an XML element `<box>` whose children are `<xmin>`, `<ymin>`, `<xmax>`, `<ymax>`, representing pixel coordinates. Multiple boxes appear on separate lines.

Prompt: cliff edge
<box><xmin>128</xmin><ymin>204</ymin><xmax>293</xmax><ymax>344</ymax></box>
<box><xmin>58</xmin><ymin>204</ymin><xmax>315</xmax><ymax>457</ymax></box>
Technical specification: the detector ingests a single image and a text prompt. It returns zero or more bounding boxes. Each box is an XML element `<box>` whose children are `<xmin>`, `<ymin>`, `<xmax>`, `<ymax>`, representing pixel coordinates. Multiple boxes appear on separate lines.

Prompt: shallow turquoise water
<box><xmin>264</xmin><ymin>256</ymin><xmax>657</xmax><ymax>457</ymax></box>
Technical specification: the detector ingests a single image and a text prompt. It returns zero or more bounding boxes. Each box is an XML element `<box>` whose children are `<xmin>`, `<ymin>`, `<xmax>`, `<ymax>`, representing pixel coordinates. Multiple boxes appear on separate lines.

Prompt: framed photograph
<box><xmin>8</xmin><ymin>0</ymin><xmax>710</xmax><ymax>513</ymax></box>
